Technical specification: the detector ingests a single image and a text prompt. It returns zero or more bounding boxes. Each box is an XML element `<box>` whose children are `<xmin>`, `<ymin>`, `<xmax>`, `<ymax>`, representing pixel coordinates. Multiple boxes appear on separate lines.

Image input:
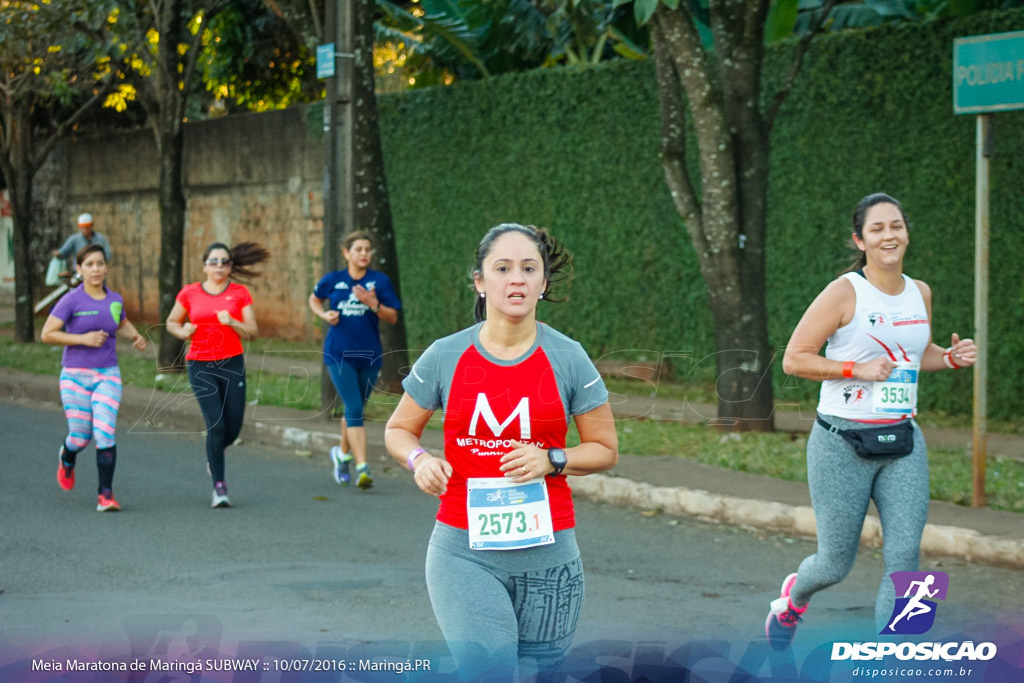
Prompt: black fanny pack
<box><xmin>816</xmin><ymin>417</ymin><xmax>915</xmax><ymax>459</ymax></box>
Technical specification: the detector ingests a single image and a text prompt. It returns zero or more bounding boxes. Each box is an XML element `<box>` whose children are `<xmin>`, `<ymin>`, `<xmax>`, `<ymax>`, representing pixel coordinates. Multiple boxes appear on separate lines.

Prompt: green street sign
<box><xmin>953</xmin><ymin>31</ymin><xmax>1024</xmax><ymax>114</ymax></box>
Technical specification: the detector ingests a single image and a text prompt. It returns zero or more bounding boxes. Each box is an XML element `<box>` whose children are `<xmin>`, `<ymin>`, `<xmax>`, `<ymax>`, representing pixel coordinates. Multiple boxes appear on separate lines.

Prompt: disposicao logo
<box><xmin>831</xmin><ymin>570</ymin><xmax>998</xmax><ymax>663</ymax></box>
<box><xmin>882</xmin><ymin>570</ymin><xmax>948</xmax><ymax>635</ymax></box>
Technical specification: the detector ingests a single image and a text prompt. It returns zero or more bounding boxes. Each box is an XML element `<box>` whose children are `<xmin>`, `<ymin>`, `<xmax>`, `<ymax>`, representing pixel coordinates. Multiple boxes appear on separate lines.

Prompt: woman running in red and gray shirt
<box><xmin>385</xmin><ymin>224</ymin><xmax>617</xmax><ymax>680</ymax></box>
<box><xmin>166</xmin><ymin>242</ymin><xmax>269</xmax><ymax>508</ymax></box>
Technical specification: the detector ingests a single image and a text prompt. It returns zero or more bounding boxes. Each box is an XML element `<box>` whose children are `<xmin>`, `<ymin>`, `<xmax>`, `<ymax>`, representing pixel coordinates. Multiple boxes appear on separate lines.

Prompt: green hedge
<box><xmin>378</xmin><ymin>9</ymin><xmax>1024</xmax><ymax>419</ymax></box>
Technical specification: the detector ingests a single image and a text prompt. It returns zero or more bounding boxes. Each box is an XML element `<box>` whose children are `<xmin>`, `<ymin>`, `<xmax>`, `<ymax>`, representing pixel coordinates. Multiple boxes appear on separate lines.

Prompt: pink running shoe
<box><xmin>96</xmin><ymin>492</ymin><xmax>121</xmax><ymax>512</ymax></box>
<box><xmin>57</xmin><ymin>448</ymin><xmax>76</xmax><ymax>491</ymax></box>
<box><xmin>765</xmin><ymin>573</ymin><xmax>806</xmax><ymax>650</ymax></box>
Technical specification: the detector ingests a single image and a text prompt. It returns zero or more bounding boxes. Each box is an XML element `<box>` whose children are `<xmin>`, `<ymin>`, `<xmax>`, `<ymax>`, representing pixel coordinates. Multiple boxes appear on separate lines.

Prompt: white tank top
<box><xmin>817</xmin><ymin>272</ymin><xmax>931</xmax><ymax>421</ymax></box>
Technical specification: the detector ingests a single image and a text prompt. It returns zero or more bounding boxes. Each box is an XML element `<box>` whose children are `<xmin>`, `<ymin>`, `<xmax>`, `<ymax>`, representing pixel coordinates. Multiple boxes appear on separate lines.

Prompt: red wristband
<box><xmin>842</xmin><ymin>361</ymin><xmax>855</xmax><ymax>379</ymax></box>
<box><xmin>943</xmin><ymin>348</ymin><xmax>961</xmax><ymax>369</ymax></box>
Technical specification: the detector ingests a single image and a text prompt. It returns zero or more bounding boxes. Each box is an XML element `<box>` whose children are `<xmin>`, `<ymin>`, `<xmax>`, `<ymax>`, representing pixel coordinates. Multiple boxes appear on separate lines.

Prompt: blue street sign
<box><xmin>953</xmin><ymin>31</ymin><xmax>1024</xmax><ymax>114</ymax></box>
<box><xmin>317</xmin><ymin>44</ymin><xmax>335</xmax><ymax>79</ymax></box>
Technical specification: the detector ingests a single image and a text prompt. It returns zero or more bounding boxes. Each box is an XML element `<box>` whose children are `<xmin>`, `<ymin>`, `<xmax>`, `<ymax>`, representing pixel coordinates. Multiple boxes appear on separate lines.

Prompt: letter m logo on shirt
<box><xmin>468</xmin><ymin>393</ymin><xmax>531</xmax><ymax>440</ymax></box>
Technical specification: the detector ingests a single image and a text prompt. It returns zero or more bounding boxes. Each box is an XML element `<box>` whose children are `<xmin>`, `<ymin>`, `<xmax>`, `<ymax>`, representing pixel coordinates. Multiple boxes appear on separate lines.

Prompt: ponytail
<box><xmin>202</xmin><ymin>241</ymin><xmax>271</xmax><ymax>283</ymax></box>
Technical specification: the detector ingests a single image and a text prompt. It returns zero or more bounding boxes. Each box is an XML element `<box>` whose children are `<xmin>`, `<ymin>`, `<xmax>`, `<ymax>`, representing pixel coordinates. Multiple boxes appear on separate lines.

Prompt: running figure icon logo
<box><xmin>881</xmin><ymin>571</ymin><xmax>949</xmax><ymax>635</ymax></box>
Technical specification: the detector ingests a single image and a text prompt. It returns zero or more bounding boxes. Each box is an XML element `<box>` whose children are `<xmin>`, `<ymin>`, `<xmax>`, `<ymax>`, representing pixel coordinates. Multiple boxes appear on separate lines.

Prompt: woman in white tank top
<box><xmin>764</xmin><ymin>193</ymin><xmax>977</xmax><ymax>649</ymax></box>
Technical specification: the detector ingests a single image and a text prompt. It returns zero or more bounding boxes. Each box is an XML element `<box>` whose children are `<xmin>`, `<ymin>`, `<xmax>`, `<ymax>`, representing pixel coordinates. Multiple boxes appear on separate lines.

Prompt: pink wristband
<box><xmin>407</xmin><ymin>448</ymin><xmax>427</xmax><ymax>472</ymax></box>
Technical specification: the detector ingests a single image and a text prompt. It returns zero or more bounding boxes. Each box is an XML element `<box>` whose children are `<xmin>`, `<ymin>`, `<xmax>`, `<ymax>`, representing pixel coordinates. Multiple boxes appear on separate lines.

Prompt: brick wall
<box><xmin>56</xmin><ymin>107</ymin><xmax>326</xmax><ymax>341</ymax></box>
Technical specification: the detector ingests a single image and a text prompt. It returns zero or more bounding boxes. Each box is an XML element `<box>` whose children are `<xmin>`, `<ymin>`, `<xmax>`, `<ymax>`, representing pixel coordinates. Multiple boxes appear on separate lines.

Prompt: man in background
<box><xmin>53</xmin><ymin>213</ymin><xmax>112</xmax><ymax>278</ymax></box>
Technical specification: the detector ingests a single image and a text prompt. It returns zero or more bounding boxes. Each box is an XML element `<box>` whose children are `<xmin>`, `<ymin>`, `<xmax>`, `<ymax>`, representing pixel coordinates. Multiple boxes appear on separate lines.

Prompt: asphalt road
<box><xmin>2</xmin><ymin>400</ymin><xmax>1023</xmax><ymax>681</ymax></box>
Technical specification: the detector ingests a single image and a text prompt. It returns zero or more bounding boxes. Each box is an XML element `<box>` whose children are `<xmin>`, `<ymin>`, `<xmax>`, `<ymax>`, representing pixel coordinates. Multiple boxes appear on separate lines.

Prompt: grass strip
<box><xmin>2</xmin><ymin>334</ymin><xmax>1020</xmax><ymax>514</ymax></box>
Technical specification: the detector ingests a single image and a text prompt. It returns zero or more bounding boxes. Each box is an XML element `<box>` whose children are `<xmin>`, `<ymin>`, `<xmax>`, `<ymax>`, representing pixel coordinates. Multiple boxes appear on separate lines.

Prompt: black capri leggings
<box><xmin>187</xmin><ymin>354</ymin><xmax>246</xmax><ymax>484</ymax></box>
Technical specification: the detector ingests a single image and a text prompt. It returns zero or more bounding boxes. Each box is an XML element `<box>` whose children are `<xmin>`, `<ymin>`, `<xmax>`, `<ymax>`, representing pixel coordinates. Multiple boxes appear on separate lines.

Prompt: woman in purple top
<box><xmin>41</xmin><ymin>244</ymin><xmax>147</xmax><ymax>512</ymax></box>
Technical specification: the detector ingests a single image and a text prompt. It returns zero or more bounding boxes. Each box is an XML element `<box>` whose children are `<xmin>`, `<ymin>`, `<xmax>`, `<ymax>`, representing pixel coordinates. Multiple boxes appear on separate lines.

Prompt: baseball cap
<box><xmin>77</xmin><ymin>213</ymin><xmax>94</xmax><ymax>226</ymax></box>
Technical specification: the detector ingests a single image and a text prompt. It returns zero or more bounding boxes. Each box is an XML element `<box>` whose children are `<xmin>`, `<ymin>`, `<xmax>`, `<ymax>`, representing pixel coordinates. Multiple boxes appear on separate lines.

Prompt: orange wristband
<box><xmin>842</xmin><ymin>361</ymin><xmax>855</xmax><ymax>379</ymax></box>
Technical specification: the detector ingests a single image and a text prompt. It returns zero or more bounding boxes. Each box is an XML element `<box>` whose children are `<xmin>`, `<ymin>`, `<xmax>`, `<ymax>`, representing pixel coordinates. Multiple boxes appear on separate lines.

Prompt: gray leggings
<box><xmin>425</xmin><ymin>522</ymin><xmax>584</xmax><ymax>680</ymax></box>
<box><xmin>790</xmin><ymin>415</ymin><xmax>929</xmax><ymax>632</ymax></box>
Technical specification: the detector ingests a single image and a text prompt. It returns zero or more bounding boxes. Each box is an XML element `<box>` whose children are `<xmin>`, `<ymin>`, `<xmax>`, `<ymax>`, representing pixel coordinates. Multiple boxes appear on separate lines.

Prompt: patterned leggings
<box><xmin>425</xmin><ymin>522</ymin><xmax>584</xmax><ymax>681</ymax></box>
<box><xmin>59</xmin><ymin>367</ymin><xmax>122</xmax><ymax>493</ymax></box>
<box><xmin>60</xmin><ymin>367</ymin><xmax>122</xmax><ymax>450</ymax></box>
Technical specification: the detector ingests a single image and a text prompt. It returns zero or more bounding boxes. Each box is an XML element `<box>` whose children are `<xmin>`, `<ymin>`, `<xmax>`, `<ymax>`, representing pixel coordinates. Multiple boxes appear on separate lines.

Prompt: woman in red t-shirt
<box><xmin>166</xmin><ymin>242</ymin><xmax>269</xmax><ymax>508</ymax></box>
<box><xmin>384</xmin><ymin>224</ymin><xmax>618</xmax><ymax>679</ymax></box>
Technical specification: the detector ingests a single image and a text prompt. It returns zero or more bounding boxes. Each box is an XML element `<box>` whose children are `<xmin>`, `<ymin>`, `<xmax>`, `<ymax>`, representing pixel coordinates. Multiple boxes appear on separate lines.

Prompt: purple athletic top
<box><xmin>49</xmin><ymin>285</ymin><xmax>125</xmax><ymax>368</ymax></box>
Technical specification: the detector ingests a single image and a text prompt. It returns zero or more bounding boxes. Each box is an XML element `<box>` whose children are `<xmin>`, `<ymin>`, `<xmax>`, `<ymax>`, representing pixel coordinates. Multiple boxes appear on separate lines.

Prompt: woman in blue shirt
<box><xmin>308</xmin><ymin>231</ymin><xmax>401</xmax><ymax>489</ymax></box>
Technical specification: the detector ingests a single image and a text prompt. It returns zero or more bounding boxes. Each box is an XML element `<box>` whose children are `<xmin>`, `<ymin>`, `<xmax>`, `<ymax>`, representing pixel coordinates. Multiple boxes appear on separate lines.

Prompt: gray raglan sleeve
<box><xmin>545</xmin><ymin>331</ymin><xmax>608</xmax><ymax>416</ymax></box>
<box><xmin>566</xmin><ymin>345</ymin><xmax>608</xmax><ymax>416</ymax></box>
<box><xmin>401</xmin><ymin>328</ymin><xmax>474</xmax><ymax>413</ymax></box>
<box><xmin>402</xmin><ymin>342</ymin><xmax>444</xmax><ymax>411</ymax></box>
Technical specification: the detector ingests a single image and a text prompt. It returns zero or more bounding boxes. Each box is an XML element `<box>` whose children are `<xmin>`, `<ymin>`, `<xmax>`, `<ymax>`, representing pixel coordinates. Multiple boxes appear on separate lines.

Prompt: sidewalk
<box><xmin>2</xmin><ymin>345</ymin><xmax>1022</xmax><ymax>570</ymax></box>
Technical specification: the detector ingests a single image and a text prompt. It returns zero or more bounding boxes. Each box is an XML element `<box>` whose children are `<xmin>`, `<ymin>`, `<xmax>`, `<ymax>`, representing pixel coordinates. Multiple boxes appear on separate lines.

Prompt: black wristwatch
<box><xmin>547</xmin><ymin>448</ymin><xmax>567</xmax><ymax>476</ymax></box>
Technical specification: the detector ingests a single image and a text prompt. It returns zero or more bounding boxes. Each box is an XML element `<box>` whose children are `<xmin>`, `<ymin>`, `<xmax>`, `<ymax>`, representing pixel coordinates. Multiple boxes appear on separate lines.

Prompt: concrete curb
<box><xmin>249</xmin><ymin>419</ymin><xmax>343</xmax><ymax>454</ymax></box>
<box><xmin>568</xmin><ymin>474</ymin><xmax>1024</xmax><ymax>571</ymax></box>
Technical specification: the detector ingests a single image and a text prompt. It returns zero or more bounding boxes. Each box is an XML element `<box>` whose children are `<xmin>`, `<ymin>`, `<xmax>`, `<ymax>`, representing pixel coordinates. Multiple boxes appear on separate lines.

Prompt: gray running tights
<box><xmin>425</xmin><ymin>522</ymin><xmax>584</xmax><ymax>680</ymax></box>
<box><xmin>790</xmin><ymin>415</ymin><xmax>929</xmax><ymax>632</ymax></box>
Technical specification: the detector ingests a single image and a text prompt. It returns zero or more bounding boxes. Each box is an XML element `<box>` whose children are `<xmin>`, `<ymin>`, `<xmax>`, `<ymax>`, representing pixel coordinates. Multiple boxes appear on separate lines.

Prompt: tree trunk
<box><xmin>652</xmin><ymin>7</ymin><xmax>776</xmax><ymax>431</ymax></box>
<box><xmin>696</xmin><ymin>204</ymin><xmax>775</xmax><ymax>432</ymax></box>
<box><xmin>351</xmin><ymin>0</ymin><xmax>408</xmax><ymax>393</ymax></box>
<box><xmin>720</xmin><ymin>134</ymin><xmax>775</xmax><ymax>430</ymax></box>
<box><xmin>152</xmin><ymin>0</ymin><xmax>188</xmax><ymax>372</ymax></box>
<box><xmin>713</xmin><ymin>0</ymin><xmax>776</xmax><ymax>430</ymax></box>
<box><xmin>10</xmin><ymin>174</ymin><xmax>35</xmax><ymax>341</ymax></box>
<box><xmin>7</xmin><ymin>107</ymin><xmax>36</xmax><ymax>343</ymax></box>
<box><xmin>155</xmin><ymin>122</ymin><xmax>187</xmax><ymax>370</ymax></box>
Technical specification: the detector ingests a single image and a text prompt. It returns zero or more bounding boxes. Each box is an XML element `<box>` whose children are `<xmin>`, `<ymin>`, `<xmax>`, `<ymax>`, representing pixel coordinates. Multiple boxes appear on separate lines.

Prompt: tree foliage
<box><xmin>0</xmin><ymin>1</ymin><xmax>120</xmax><ymax>113</ymax></box>
<box><xmin>373</xmin><ymin>0</ymin><xmax>648</xmax><ymax>88</ymax></box>
<box><xmin>390</xmin><ymin>0</ymin><xmax>1024</xmax><ymax>89</ymax></box>
<box><xmin>198</xmin><ymin>1</ymin><xmax>323</xmax><ymax>112</ymax></box>
<box><xmin>111</xmin><ymin>0</ymin><xmax>234</xmax><ymax>370</ymax></box>
<box><xmin>792</xmin><ymin>0</ymin><xmax>1024</xmax><ymax>34</ymax></box>
<box><xmin>0</xmin><ymin>0</ymin><xmax>123</xmax><ymax>342</ymax></box>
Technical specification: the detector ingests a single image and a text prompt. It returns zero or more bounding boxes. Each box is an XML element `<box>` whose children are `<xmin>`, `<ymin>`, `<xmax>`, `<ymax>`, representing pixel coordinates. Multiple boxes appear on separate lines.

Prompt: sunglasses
<box><xmin>205</xmin><ymin>258</ymin><xmax>232</xmax><ymax>266</ymax></box>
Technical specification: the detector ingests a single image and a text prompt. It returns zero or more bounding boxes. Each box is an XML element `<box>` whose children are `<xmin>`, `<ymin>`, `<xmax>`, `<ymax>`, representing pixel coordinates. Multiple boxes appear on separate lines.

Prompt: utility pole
<box><xmin>971</xmin><ymin>113</ymin><xmax>990</xmax><ymax>507</ymax></box>
<box><xmin>321</xmin><ymin>0</ymin><xmax>355</xmax><ymax>412</ymax></box>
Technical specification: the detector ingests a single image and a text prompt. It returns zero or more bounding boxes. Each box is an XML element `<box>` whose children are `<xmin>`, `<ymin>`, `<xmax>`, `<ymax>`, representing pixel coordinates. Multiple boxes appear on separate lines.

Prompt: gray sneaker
<box><xmin>212</xmin><ymin>482</ymin><xmax>231</xmax><ymax>508</ymax></box>
<box><xmin>330</xmin><ymin>446</ymin><xmax>352</xmax><ymax>485</ymax></box>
